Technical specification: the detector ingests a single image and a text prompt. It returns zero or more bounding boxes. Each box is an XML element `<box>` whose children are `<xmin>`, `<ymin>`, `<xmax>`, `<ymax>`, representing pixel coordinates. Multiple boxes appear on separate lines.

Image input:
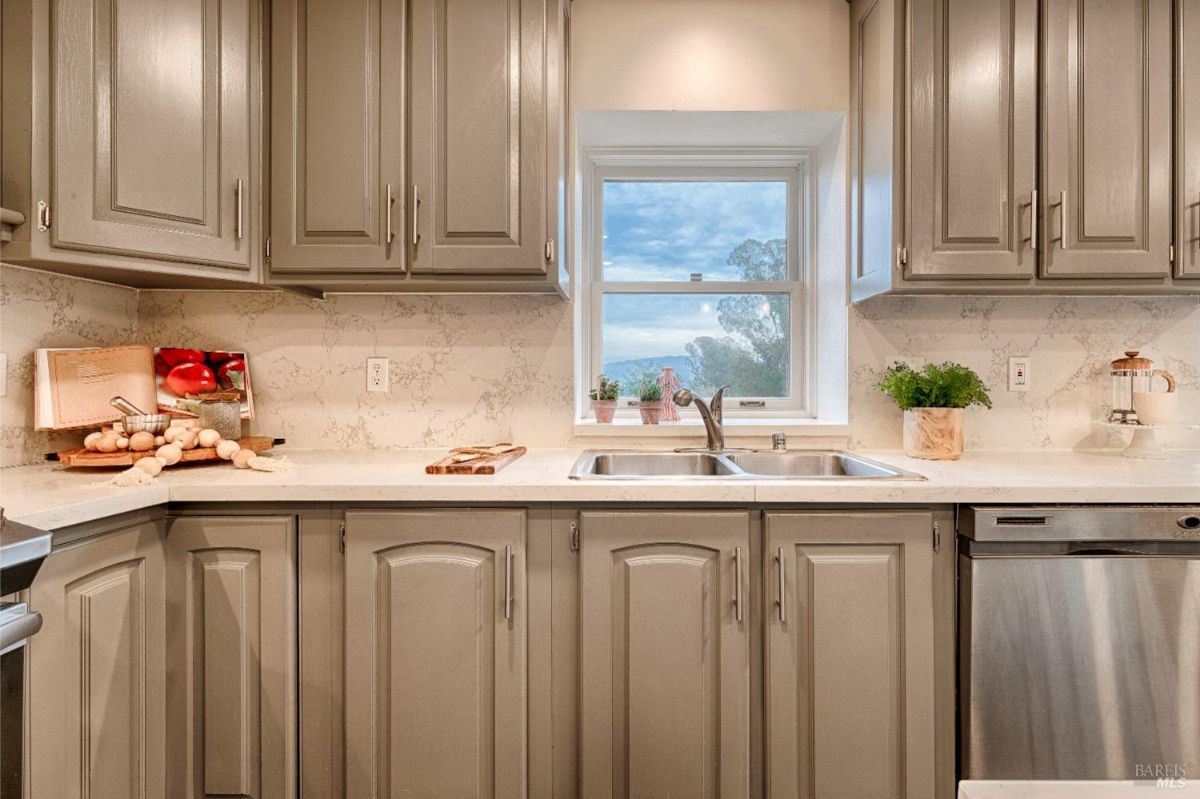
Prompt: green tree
<box><xmin>685</xmin><ymin>238</ymin><xmax>789</xmax><ymax>396</ymax></box>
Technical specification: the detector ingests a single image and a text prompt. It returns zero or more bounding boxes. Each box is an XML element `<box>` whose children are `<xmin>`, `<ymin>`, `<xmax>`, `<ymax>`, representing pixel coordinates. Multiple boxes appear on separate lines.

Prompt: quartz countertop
<box><xmin>2</xmin><ymin>447</ymin><xmax>1197</xmax><ymax>531</ymax></box>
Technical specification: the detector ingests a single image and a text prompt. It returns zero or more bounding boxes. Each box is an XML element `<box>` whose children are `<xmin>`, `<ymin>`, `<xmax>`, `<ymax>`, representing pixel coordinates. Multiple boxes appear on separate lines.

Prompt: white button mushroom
<box><xmin>197</xmin><ymin>428</ymin><xmax>222</xmax><ymax>448</ymax></box>
<box><xmin>134</xmin><ymin>457</ymin><xmax>163</xmax><ymax>477</ymax></box>
<box><xmin>128</xmin><ymin>431</ymin><xmax>156</xmax><ymax>452</ymax></box>
<box><xmin>156</xmin><ymin>443</ymin><xmax>183</xmax><ymax>465</ymax></box>
<box><xmin>84</xmin><ymin>432</ymin><xmax>104</xmax><ymax>451</ymax></box>
<box><xmin>231</xmin><ymin>448</ymin><xmax>256</xmax><ymax>469</ymax></box>
<box><xmin>215</xmin><ymin>439</ymin><xmax>241</xmax><ymax>460</ymax></box>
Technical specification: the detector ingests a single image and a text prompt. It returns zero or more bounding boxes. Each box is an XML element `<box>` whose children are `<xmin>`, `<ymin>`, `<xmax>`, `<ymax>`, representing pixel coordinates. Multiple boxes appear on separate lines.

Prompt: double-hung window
<box><xmin>582</xmin><ymin>150</ymin><xmax>813</xmax><ymax>419</ymax></box>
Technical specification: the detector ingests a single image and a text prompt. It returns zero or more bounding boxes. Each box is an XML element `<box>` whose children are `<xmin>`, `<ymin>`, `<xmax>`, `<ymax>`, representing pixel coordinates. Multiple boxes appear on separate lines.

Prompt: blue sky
<box><xmin>600</xmin><ymin>180</ymin><xmax>787</xmax><ymax>364</ymax></box>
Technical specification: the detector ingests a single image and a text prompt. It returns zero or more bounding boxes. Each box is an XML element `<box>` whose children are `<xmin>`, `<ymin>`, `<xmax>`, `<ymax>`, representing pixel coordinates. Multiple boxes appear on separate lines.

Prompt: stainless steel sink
<box><xmin>568</xmin><ymin>450</ymin><xmax>925</xmax><ymax>480</ymax></box>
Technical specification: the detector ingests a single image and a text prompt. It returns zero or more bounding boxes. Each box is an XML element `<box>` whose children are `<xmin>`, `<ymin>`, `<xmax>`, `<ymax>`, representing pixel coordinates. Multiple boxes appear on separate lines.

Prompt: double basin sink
<box><xmin>568</xmin><ymin>450</ymin><xmax>925</xmax><ymax>480</ymax></box>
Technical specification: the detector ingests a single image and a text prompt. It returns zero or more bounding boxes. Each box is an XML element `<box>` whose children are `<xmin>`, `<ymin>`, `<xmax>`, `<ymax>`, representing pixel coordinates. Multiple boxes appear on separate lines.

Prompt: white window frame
<box><xmin>579</xmin><ymin>147</ymin><xmax>817</xmax><ymax>421</ymax></box>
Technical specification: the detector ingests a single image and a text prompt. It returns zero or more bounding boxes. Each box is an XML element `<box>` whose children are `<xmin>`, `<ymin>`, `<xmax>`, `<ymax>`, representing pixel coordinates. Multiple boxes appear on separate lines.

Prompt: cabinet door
<box><xmin>269</xmin><ymin>0</ymin><xmax>406</xmax><ymax>275</ymax></box>
<box><xmin>1180</xmin><ymin>0</ymin><xmax>1200</xmax><ymax>278</ymax></box>
<box><xmin>26</xmin><ymin>520</ymin><xmax>167</xmax><ymax>798</ymax></box>
<box><xmin>164</xmin><ymin>515</ymin><xmax>297</xmax><ymax>799</ymax></box>
<box><xmin>408</xmin><ymin>0</ymin><xmax>552</xmax><ymax>276</ymax></box>
<box><xmin>51</xmin><ymin>0</ymin><xmax>258</xmax><ymax>271</ymax></box>
<box><xmin>578</xmin><ymin>511</ymin><xmax>751</xmax><ymax>798</ymax></box>
<box><xmin>849</xmin><ymin>0</ymin><xmax>905</xmax><ymax>301</ymax></box>
<box><xmin>907</xmin><ymin>0</ymin><xmax>1038</xmax><ymax>279</ymax></box>
<box><xmin>764</xmin><ymin>512</ymin><xmax>936</xmax><ymax>799</ymax></box>
<box><xmin>1040</xmin><ymin>0</ymin><xmax>1172</xmax><ymax>277</ymax></box>
<box><xmin>343</xmin><ymin>509</ymin><xmax>527</xmax><ymax>797</ymax></box>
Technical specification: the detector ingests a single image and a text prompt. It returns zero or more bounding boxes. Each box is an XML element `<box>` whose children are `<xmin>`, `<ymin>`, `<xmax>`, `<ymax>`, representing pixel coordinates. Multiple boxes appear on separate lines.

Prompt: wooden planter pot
<box><xmin>903</xmin><ymin>407</ymin><xmax>964</xmax><ymax>460</ymax></box>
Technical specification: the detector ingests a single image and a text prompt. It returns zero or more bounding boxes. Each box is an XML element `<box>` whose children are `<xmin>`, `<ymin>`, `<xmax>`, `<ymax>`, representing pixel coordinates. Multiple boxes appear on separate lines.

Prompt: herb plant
<box><xmin>628</xmin><ymin>370</ymin><xmax>663</xmax><ymax>403</ymax></box>
<box><xmin>588</xmin><ymin>375</ymin><xmax>620</xmax><ymax>402</ymax></box>
<box><xmin>877</xmin><ymin>362</ymin><xmax>992</xmax><ymax>411</ymax></box>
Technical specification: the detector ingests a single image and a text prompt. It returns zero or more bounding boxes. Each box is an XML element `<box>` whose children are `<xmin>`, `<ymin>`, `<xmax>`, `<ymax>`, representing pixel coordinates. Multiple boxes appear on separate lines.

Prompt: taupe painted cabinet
<box><xmin>25</xmin><ymin>513</ymin><xmax>296</xmax><ymax>799</ymax></box>
<box><xmin>0</xmin><ymin>0</ymin><xmax>263</xmax><ymax>288</ymax></box>
<box><xmin>342</xmin><ymin>509</ymin><xmax>529</xmax><ymax>797</ymax></box>
<box><xmin>26</xmin><ymin>518</ymin><xmax>169</xmax><ymax>798</ymax></box>
<box><xmin>1181</xmin><ymin>0</ymin><xmax>1200</xmax><ymax>278</ymax></box>
<box><xmin>164</xmin><ymin>514</ymin><xmax>298</xmax><ymax>799</ymax></box>
<box><xmin>851</xmin><ymin>0</ymin><xmax>1194</xmax><ymax>299</ymax></box>
<box><xmin>764</xmin><ymin>511</ymin><xmax>937</xmax><ymax>798</ymax></box>
<box><xmin>577</xmin><ymin>510</ymin><xmax>753</xmax><ymax>798</ymax></box>
<box><xmin>268</xmin><ymin>0</ymin><xmax>569</xmax><ymax>293</ymax></box>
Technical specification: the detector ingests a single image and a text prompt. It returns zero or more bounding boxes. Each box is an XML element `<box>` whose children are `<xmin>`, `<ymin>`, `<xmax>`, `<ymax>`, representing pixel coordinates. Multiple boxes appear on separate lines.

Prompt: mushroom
<box><xmin>197</xmin><ymin>428</ymin><xmax>222</xmax><ymax>448</ymax></box>
<box><xmin>134</xmin><ymin>457</ymin><xmax>163</xmax><ymax>477</ymax></box>
<box><xmin>83</xmin><ymin>432</ymin><xmax>104</xmax><ymax>451</ymax></box>
<box><xmin>231</xmin><ymin>448</ymin><xmax>256</xmax><ymax>469</ymax></box>
<box><xmin>155</xmin><ymin>443</ymin><xmax>183</xmax><ymax>466</ymax></box>
<box><xmin>215</xmin><ymin>440</ymin><xmax>240</xmax><ymax>460</ymax></box>
<box><xmin>128</xmin><ymin>431</ymin><xmax>156</xmax><ymax>452</ymax></box>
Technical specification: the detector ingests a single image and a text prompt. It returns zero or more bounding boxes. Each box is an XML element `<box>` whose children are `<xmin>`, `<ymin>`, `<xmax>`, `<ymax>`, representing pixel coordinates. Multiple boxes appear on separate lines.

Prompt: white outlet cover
<box><xmin>366</xmin><ymin>357</ymin><xmax>389</xmax><ymax>393</ymax></box>
<box><xmin>1008</xmin><ymin>356</ymin><xmax>1031</xmax><ymax>392</ymax></box>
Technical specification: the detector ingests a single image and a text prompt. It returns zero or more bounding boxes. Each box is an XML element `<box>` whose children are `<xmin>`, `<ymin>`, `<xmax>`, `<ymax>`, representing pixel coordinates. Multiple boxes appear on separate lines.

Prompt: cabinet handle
<box><xmin>504</xmin><ymin>544</ymin><xmax>513</xmax><ymax>621</ymax></box>
<box><xmin>734</xmin><ymin>546</ymin><xmax>743</xmax><ymax>622</ymax></box>
<box><xmin>411</xmin><ymin>186</ymin><xmax>421</xmax><ymax>247</ymax></box>
<box><xmin>385</xmin><ymin>184</ymin><xmax>395</xmax><ymax>244</ymax></box>
<box><xmin>235</xmin><ymin>179</ymin><xmax>244</xmax><ymax>240</ymax></box>
<box><xmin>1029</xmin><ymin>189</ymin><xmax>1037</xmax><ymax>251</ymax></box>
<box><xmin>776</xmin><ymin>546</ymin><xmax>786</xmax><ymax>623</ymax></box>
<box><xmin>1058</xmin><ymin>190</ymin><xmax>1067</xmax><ymax>250</ymax></box>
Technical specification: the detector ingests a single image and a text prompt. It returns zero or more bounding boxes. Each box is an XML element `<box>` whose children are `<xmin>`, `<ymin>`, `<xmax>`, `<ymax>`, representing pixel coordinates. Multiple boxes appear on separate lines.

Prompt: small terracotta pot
<box><xmin>592</xmin><ymin>400</ymin><xmax>617</xmax><ymax>423</ymax></box>
<box><xmin>903</xmin><ymin>407</ymin><xmax>964</xmax><ymax>460</ymax></box>
<box><xmin>638</xmin><ymin>401</ymin><xmax>662</xmax><ymax>425</ymax></box>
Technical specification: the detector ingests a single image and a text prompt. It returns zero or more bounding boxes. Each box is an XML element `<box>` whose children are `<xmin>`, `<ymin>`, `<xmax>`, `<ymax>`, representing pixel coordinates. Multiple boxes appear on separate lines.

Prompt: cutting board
<box><xmin>425</xmin><ymin>446</ymin><xmax>527</xmax><ymax>474</ymax></box>
<box><xmin>54</xmin><ymin>436</ymin><xmax>277</xmax><ymax>468</ymax></box>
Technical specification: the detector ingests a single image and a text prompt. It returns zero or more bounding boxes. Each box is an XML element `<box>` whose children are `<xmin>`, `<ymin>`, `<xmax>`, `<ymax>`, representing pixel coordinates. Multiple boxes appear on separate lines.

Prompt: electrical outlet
<box><xmin>1008</xmin><ymin>356</ymin><xmax>1031</xmax><ymax>392</ymax></box>
<box><xmin>885</xmin><ymin>355</ymin><xmax>924</xmax><ymax>370</ymax></box>
<box><xmin>366</xmin><ymin>357</ymin><xmax>389</xmax><ymax>393</ymax></box>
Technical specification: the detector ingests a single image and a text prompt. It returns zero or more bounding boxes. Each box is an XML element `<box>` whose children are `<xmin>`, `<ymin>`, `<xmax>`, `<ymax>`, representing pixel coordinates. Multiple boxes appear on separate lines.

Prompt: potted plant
<box><xmin>630</xmin><ymin>370</ymin><xmax>664</xmax><ymax>425</ymax></box>
<box><xmin>588</xmin><ymin>375</ymin><xmax>620</xmax><ymax>423</ymax></box>
<box><xmin>877</xmin><ymin>362</ymin><xmax>992</xmax><ymax>460</ymax></box>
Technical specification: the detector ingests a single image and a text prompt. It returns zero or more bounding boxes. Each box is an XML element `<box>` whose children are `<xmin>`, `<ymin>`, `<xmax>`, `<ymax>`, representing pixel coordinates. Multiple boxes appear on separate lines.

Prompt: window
<box><xmin>581</xmin><ymin>151</ymin><xmax>813</xmax><ymax>419</ymax></box>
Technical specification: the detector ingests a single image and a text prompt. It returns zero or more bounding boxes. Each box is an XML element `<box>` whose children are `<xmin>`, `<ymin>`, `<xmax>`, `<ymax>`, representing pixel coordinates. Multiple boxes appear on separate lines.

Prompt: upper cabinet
<box><xmin>268</xmin><ymin>0</ymin><xmax>407</xmax><ymax>277</ymax></box>
<box><xmin>0</xmin><ymin>0</ymin><xmax>264</xmax><ymax>288</ymax></box>
<box><xmin>1180</xmin><ymin>0</ymin><xmax>1200</xmax><ymax>278</ymax></box>
<box><xmin>1040</xmin><ymin>0</ymin><xmax>1172</xmax><ymax>278</ymax></box>
<box><xmin>851</xmin><ymin>0</ymin><xmax>1196</xmax><ymax>299</ymax></box>
<box><xmin>268</xmin><ymin>0</ymin><xmax>569</xmax><ymax>294</ymax></box>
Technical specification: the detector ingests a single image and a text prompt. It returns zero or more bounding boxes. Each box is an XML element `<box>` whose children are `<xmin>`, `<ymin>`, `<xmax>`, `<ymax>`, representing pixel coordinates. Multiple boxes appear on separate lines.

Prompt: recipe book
<box><xmin>34</xmin><ymin>345</ymin><xmax>157</xmax><ymax>430</ymax></box>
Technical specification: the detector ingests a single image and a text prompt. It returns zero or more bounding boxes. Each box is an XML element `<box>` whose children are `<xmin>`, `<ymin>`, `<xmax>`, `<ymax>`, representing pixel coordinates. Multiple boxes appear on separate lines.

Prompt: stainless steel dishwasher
<box><xmin>959</xmin><ymin>505</ymin><xmax>1200</xmax><ymax>782</ymax></box>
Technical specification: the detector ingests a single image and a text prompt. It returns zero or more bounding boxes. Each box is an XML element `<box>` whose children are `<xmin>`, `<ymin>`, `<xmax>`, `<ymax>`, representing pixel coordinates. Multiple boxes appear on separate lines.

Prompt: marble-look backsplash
<box><xmin>3</xmin><ymin>263</ymin><xmax>1198</xmax><ymax>465</ymax></box>
<box><xmin>0</xmin><ymin>266</ymin><xmax>140</xmax><ymax>467</ymax></box>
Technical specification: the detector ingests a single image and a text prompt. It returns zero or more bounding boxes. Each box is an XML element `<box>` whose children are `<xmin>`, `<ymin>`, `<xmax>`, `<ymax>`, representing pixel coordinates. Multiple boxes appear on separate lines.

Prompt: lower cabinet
<box><xmin>27</xmin><ymin>518</ymin><xmax>168</xmax><ymax>799</ymax></box>
<box><xmin>342</xmin><ymin>509</ymin><xmax>529</xmax><ymax>797</ymax></box>
<box><xmin>26</xmin><ymin>512</ymin><xmax>296</xmax><ymax>799</ymax></box>
<box><xmin>764</xmin><ymin>511</ymin><xmax>938</xmax><ymax>798</ymax></box>
<box><xmin>163</xmin><ymin>514</ymin><xmax>298</xmax><ymax>799</ymax></box>
<box><xmin>577</xmin><ymin>510</ymin><xmax>753</xmax><ymax>798</ymax></box>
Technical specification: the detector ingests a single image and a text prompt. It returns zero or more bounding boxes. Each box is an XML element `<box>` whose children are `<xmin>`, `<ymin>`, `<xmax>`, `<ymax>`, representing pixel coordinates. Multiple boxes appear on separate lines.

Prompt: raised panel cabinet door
<box><xmin>1180</xmin><ymin>0</ymin><xmax>1200</xmax><ymax>277</ymax></box>
<box><xmin>164</xmin><ymin>515</ymin><xmax>297</xmax><ymax>799</ymax></box>
<box><xmin>578</xmin><ymin>511</ymin><xmax>751</xmax><ymax>799</ymax></box>
<box><xmin>343</xmin><ymin>509</ymin><xmax>527</xmax><ymax>798</ymax></box>
<box><xmin>907</xmin><ymin>0</ymin><xmax>1038</xmax><ymax>279</ymax></box>
<box><xmin>408</xmin><ymin>0</ymin><xmax>551</xmax><ymax>276</ymax></box>
<box><xmin>764</xmin><ymin>512</ymin><xmax>936</xmax><ymax>799</ymax></box>
<box><xmin>1040</xmin><ymin>0</ymin><xmax>1172</xmax><ymax>277</ymax></box>
<box><xmin>269</xmin><ymin>0</ymin><xmax>406</xmax><ymax>274</ymax></box>
<box><xmin>849</xmin><ymin>0</ymin><xmax>905</xmax><ymax>301</ymax></box>
<box><xmin>26</xmin><ymin>520</ymin><xmax>168</xmax><ymax>798</ymax></box>
<box><xmin>51</xmin><ymin>0</ymin><xmax>258</xmax><ymax>270</ymax></box>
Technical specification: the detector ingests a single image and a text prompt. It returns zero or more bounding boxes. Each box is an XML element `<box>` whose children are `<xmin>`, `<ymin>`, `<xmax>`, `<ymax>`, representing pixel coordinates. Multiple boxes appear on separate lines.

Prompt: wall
<box><xmin>0</xmin><ymin>265</ymin><xmax>140</xmax><ymax>466</ymax></box>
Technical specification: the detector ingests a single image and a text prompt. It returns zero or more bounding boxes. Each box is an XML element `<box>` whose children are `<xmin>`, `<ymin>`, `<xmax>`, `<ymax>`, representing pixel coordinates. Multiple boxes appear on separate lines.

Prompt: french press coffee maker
<box><xmin>1109</xmin><ymin>351</ymin><xmax>1152</xmax><ymax>423</ymax></box>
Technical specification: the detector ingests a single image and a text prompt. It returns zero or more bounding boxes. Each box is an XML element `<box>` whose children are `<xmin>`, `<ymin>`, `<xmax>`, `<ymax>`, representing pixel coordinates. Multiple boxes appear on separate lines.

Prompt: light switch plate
<box><xmin>1008</xmin><ymin>356</ymin><xmax>1030</xmax><ymax>392</ymax></box>
<box><xmin>366</xmin><ymin>357</ymin><xmax>389</xmax><ymax>393</ymax></box>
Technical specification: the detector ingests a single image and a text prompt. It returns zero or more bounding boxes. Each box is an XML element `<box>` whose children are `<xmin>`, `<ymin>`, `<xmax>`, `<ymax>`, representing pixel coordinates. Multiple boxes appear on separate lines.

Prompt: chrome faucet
<box><xmin>673</xmin><ymin>385</ymin><xmax>730</xmax><ymax>452</ymax></box>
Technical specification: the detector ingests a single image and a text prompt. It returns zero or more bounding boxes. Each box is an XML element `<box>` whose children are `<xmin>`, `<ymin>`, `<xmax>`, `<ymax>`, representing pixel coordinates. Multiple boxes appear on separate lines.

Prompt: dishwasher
<box><xmin>959</xmin><ymin>505</ymin><xmax>1200</xmax><ymax>782</ymax></box>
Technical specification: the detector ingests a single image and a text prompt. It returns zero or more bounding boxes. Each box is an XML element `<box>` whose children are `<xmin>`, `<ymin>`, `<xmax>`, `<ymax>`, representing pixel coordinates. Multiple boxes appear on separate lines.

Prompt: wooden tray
<box><xmin>425</xmin><ymin>446</ymin><xmax>526</xmax><ymax>474</ymax></box>
<box><xmin>52</xmin><ymin>436</ymin><xmax>279</xmax><ymax>468</ymax></box>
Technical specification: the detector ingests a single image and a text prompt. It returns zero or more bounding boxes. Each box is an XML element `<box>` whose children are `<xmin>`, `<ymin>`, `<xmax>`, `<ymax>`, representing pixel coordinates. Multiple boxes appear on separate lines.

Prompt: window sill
<box><xmin>573</xmin><ymin>417</ymin><xmax>850</xmax><ymax>439</ymax></box>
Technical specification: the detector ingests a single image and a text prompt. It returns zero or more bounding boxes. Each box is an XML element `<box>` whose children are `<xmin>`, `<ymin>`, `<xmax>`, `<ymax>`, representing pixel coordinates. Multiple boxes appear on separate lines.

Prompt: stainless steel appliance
<box><xmin>1</xmin><ymin>510</ymin><xmax>52</xmax><ymax>798</ymax></box>
<box><xmin>960</xmin><ymin>505</ymin><xmax>1200</xmax><ymax>781</ymax></box>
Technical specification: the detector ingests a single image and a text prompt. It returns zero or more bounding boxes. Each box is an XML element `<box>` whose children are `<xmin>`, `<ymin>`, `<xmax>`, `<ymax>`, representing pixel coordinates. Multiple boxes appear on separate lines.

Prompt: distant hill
<box><xmin>600</xmin><ymin>355</ymin><xmax>693</xmax><ymax>388</ymax></box>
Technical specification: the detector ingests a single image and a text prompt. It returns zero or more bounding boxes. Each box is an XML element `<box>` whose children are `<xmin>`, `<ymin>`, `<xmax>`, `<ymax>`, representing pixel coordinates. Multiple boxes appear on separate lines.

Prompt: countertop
<box><xmin>2</xmin><ymin>447</ymin><xmax>1198</xmax><ymax>531</ymax></box>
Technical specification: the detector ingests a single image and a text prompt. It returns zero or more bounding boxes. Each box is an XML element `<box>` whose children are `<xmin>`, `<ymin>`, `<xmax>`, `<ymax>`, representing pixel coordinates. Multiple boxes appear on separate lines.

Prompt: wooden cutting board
<box><xmin>425</xmin><ymin>446</ymin><xmax>527</xmax><ymax>474</ymax></box>
<box><xmin>54</xmin><ymin>436</ymin><xmax>277</xmax><ymax>468</ymax></box>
